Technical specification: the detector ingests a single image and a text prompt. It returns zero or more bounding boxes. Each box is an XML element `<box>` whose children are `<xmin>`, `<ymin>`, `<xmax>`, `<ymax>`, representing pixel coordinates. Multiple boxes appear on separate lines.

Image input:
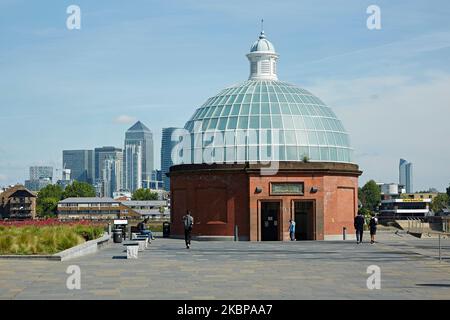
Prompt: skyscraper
<box><xmin>102</xmin><ymin>158</ymin><xmax>122</xmax><ymax>198</ymax></box>
<box><xmin>124</xmin><ymin>121</ymin><xmax>153</xmax><ymax>190</ymax></box>
<box><xmin>94</xmin><ymin>147</ymin><xmax>123</xmax><ymax>182</ymax></box>
<box><xmin>63</xmin><ymin>150</ymin><xmax>94</xmax><ymax>184</ymax></box>
<box><xmin>399</xmin><ymin>158</ymin><xmax>413</xmax><ymax>193</ymax></box>
<box><xmin>161</xmin><ymin>127</ymin><xmax>178</xmax><ymax>191</ymax></box>
<box><xmin>124</xmin><ymin>143</ymin><xmax>142</xmax><ymax>192</ymax></box>
<box><xmin>29</xmin><ymin>166</ymin><xmax>53</xmax><ymax>181</ymax></box>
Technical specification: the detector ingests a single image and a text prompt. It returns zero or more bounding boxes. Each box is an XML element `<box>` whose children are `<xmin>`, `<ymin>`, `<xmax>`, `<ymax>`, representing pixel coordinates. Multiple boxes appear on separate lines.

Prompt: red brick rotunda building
<box><xmin>170</xmin><ymin>30</ymin><xmax>362</xmax><ymax>241</ymax></box>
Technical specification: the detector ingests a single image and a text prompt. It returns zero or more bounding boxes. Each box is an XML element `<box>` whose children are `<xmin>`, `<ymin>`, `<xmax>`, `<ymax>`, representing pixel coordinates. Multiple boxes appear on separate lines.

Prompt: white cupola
<box><xmin>246</xmin><ymin>29</ymin><xmax>279</xmax><ymax>81</ymax></box>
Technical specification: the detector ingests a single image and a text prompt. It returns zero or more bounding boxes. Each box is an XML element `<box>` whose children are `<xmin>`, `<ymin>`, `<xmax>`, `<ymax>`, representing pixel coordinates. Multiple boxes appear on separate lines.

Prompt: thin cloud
<box><xmin>114</xmin><ymin>115</ymin><xmax>136</xmax><ymax>124</ymax></box>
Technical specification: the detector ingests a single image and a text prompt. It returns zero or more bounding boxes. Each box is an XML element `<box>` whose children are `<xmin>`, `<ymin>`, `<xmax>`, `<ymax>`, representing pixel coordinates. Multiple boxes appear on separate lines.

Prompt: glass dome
<box><xmin>181</xmin><ymin>31</ymin><xmax>353</xmax><ymax>164</ymax></box>
<box><xmin>184</xmin><ymin>80</ymin><xmax>353</xmax><ymax>163</ymax></box>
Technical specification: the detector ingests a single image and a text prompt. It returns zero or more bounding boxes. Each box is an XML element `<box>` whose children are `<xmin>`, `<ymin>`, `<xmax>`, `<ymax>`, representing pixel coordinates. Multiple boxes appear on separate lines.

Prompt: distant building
<box><xmin>399</xmin><ymin>159</ymin><xmax>413</xmax><ymax>193</ymax></box>
<box><xmin>56</xmin><ymin>168</ymin><xmax>72</xmax><ymax>189</ymax></box>
<box><xmin>63</xmin><ymin>150</ymin><xmax>94</xmax><ymax>184</ymax></box>
<box><xmin>143</xmin><ymin>169</ymin><xmax>163</xmax><ymax>190</ymax></box>
<box><xmin>379</xmin><ymin>198</ymin><xmax>431</xmax><ymax>219</ymax></box>
<box><xmin>29</xmin><ymin>166</ymin><xmax>53</xmax><ymax>181</ymax></box>
<box><xmin>124</xmin><ymin>121</ymin><xmax>154</xmax><ymax>191</ymax></box>
<box><xmin>161</xmin><ymin>127</ymin><xmax>178</xmax><ymax>191</ymax></box>
<box><xmin>25</xmin><ymin>178</ymin><xmax>51</xmax><ymax>191</ymax></box>
<box><xmin>0</xmin><ymin>185</ymin><xmax>37</xmax><ymax>220</ymax></box>
<box><xmin>121</xmin><ymin>200</ymin><xmax>169</xmax><ymax>220</ymax></box>
<box><xmin>123</xmin><ymin>143</ymin><xmax>142</xmax><ymax>192</ymax></box>
<box><xmin>25</xmin><ymin>166</ymin><xmax>54</xmax><ymax>191</ymax></box>
<box><xmin>57</xmin><ymin>197</ymin><xmax>139</xmax><ymax>220</ymax></box>
<box><xmin>113</xmin><ymin>190</ymin><xmax>132</xmax><ymax>200</ymax></box>
<box><xmin>94</xmin><ymin>146</ymin><xmax>123</xmax><ymax>197</ymax></box>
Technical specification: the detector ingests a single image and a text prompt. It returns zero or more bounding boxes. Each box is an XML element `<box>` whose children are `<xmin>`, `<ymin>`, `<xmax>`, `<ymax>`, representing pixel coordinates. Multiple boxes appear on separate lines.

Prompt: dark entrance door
<box><xmin>294</xmin><ymin>201</ymin><xmax>315</xmax><ymax>240</ymax></box>
<box><xmin>261</xmin><ymin>202</ymin><xmax>280</xmax><ymax>241</ymax></box>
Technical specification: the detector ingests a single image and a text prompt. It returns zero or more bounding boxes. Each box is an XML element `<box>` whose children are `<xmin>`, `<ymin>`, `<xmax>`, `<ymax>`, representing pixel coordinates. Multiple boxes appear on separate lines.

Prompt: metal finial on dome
<box><xmin>259</xmin><ymin>19</ymin><xmax>265</xmax><ymax>39</ymax></box>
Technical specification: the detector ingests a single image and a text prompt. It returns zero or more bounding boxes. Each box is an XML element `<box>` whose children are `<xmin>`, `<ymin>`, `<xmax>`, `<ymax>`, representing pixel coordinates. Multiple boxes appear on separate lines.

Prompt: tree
<box><xmin>361</xmin><ymin>180</ymin><xmax>381</xmax><ymax>211</ymax></box>
<box><xmin>63</xmin><ymin>181</ymin><xmax>96</xmax><ymax>198</ymax></box>
<box><xmin>132</xmin><ymin>188</ymin><xmax>158</xmax><ymax>201</ymax></box>
<box><xmin>446</xmin><ymin>185</ymin><xmax>450</xmax><ymax>204</ymax></box>
<box><xmin>431</xmin><ymin>193</ymin><xmax>450</xmax><ymax>213</ymax></box>
<box><xmin>36</xmin><ymin>184</ymin><xmax>64</xmax><ymax>217</ymax></box>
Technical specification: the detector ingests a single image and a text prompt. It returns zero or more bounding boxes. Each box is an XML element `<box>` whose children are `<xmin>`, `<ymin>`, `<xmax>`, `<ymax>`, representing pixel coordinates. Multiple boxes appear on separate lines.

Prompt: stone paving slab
<box><xmin>0</xmin><ymin>233</ymin><xmax>450</xmax><ymax>299</ymax></box>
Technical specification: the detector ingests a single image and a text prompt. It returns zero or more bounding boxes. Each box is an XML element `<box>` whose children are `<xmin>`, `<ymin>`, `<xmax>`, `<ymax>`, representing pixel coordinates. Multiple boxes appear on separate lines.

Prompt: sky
<box><xmin>0</xmin><ymin>0</ymin><xmax>449</xmax><ymax>191</ymax></box>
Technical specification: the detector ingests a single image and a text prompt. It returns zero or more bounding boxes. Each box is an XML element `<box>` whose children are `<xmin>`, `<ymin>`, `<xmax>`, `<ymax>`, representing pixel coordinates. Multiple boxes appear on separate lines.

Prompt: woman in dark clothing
<box><xmin>369</xmin><ymin>215</ymin><xmax>378</xmax><ymax>244</ymax></box>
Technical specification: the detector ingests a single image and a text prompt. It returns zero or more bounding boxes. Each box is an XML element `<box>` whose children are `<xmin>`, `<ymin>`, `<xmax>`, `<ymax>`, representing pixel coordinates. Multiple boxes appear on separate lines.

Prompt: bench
<box><xmin>123</xmin><ymin>242</ymin><xmax>139</xmax><ymax>259</ymax></box>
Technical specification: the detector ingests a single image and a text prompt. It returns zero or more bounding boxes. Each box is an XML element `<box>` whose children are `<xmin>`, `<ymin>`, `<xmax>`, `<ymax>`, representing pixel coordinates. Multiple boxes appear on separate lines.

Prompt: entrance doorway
<box><xmin>260</xmin><ymin>202</ymin><xmax>280</xmax><ymax>241</ymax></box>
<box><xmin>294</xmin><ymin>201</ymin><xmax>315</xmax><ymax>240</ymax></box>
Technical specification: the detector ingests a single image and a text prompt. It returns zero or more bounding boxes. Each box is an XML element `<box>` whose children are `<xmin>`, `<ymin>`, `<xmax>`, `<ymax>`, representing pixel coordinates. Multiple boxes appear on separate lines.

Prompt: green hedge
<box><xmin>0</xmin><ymin>225</ymin><xmax>104</xmax><ymax>255</ymax></box>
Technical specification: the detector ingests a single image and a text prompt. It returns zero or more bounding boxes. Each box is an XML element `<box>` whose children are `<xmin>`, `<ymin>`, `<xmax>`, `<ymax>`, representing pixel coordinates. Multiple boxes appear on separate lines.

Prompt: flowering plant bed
<box><xmin>0</xmin><ymin>223</ymin><xmax>106</xmax><ymax>255</ymax></box>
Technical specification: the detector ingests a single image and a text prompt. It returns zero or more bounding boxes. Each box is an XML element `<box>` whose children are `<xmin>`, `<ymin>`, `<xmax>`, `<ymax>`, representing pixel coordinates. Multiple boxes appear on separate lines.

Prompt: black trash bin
<box><xmin>113</xmin><ymin>229</ymin><xmax>123</xmax><ymax>243</ymax></box>
<box><xmin>163</xmin><ymin>222</ymin><xmax>171</xmax><ymax>238</ymax></box>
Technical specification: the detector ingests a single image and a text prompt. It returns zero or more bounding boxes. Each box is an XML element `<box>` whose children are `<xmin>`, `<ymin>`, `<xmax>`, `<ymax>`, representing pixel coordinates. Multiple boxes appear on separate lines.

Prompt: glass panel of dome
<box><xmin>286</xmin><ymin>94</ymin><xmax>296</xmax><ymax>103</ymax></box>
<box><xmin>317</xmin><ymin>131</ymin><xmax>327</xmax><ymax>145</ymax></box>
<box><xmin>198</xmin><ymin>107</ymin><xmax>209</xmax><ymax>118</ymax></box>
<box><xmin>252</xmin><ymin>94</ymin><xmax>260</xmax><ymax>103</ymax></box>
<box><xmin>241</xmin><ymin>104</ymin><xmax>250</xmax><ymax>115</ymax></box>
<box><xmin>292</xmin><ymin>116</ymin><xmax>305</xmax><ymax>130</ymax></box>
<box><xmin>307</xmin><ymin>131</ymin><xmax>318</xmax><ymax>145</ymax></box>
<box><xmin>278</xmin><ymin>130</ymin><xmax>285</xmax><ymax>144</ymax></box>
<box><xmin>286</xmin><ymin>146</ymin><xmax>298</xmax><ymax>160</ymax></box>
<box><xmin>336</xmin><ymin>148</ymin><xmax>344</xmax><ymax>162</ymax></box>
<box><xmin>249</xmin><ymin>115</ymin><xmax>259</xmax><ymax>129</ymax></box>
<box><xmin>214</xmin><ymin>132</ymin><xmax>224</xmax><ymax>146</ymax></box>
<box><xmin>205</xmin><ymin>106</ymin><xmax>216</xmax><ymax>118</ymax></box>
<box><xmin>278</xmin><ymin>146</ymin><xmax>286</xmax><ymax>161</ymax></box>
<box><xmin>279</xmin><ymin>103</ymin><xmax>290</xmax><ymax>114</ymax></box>
<box><xmin>243</xmin><ymin>94</ymin><xmax>252</xmax><ymax>103</ymax></box>
<box><xmin>261</xmin><ymin>93</ymin><xmax>269</xmax><ymax>103</ymax></box>
<box><xmin>282</xmin><ymin>115</ymin><xmax>294</xmax><ymax>129</ymax></box>
<box><xmin>298</xmin><ymin>146</ymin><xmax>309</xmax><ymax>159</ymax></box>
<box><xmin>261</xmin><ymin>115</ymin><xmax>271</xmax><ymax>129</ymax></box>
<box><xmin>227</xmin><ymin>117</ymin><xmax>238</xmax><ymax>129</ymax></box>
<box><xmin>323</xmin><ymin>118</ymin><xmax>334</xmax><ymax>130</ymax></box>
<box><xmin>291</xmin><ymin>104</ymin><xmax>303</xmax><ymax>115</ymax></box>
<box><xmin>208</xmin><ymin>118</ymin><xmax>218</xmax><ymax>130</ymax></box>
<box><xmin>269</xmin><ymin>93</ymin><xmax>278</xmax><ymax>102</ymax></box>
<box><xmin>235</xmin><ymin>94</ymin><xmax>244</xmax><ymax>103</ymax></box>
<box><xmin>236</xmin><ymin>146</ymin><xmax>246</xmax><ymax>162</ymax></box>
<box><xmin>218</xmin><ymin>118</ymin><xmax>227</xmax><ymax>130</ymax></box>
<box><xmin>250</xmin><ymin>103</ymin><xmax>260</xmax><ymax>115</ymax></box>
<box><xmin>260</xmin><ymin>130</ymin><xmax>271</xmax><ymax>145</ymax></box>
<box><xmin>238</xmin><ymin>116</ymin><xmax>248</xmax><ymax>129</ymax></box>
<box><xmin>270</xmin><ymin>103</ymin><xmax>281</xmax><ymax>114</ymax></box>
<box><xmin>303</xmin><ymin>117</ymin><xmax>316</xmax><ymax>130</ymax></box>
<box><xmin>310</xmin><ymin>146</ymin><xmax>320</xmax><ymax>160</ymax></box>
<box><xmin>213</xmin><ymin>106</ymin><xmax>224</xmax><ymax>117</ymax></box>
<box><xmin>285</xmin><ymin>130</ymin><xmax>297</xmax><ymax>145</ymax></box>
<box><xmin>202</xmin><ymin>119</ymin><xmax>210</xmax><ymax>131</ymax></box>
<box><xmin>222</xmin><ymin>105</ymin><xmax>232</xmax><ymax>117</ymax></box>
<box><xmin>326</xmin><ymin>132</ymin><xmax>337</xmax><ymax>146</ymax></box>
<box><xmin>305</xmin><ymin>105</ymin><xmax>316</xmax><ymax>116</ymax></box>
<box><xmin>230</xmin><ymin>104</ymin><xmax>240</xmax><ymax>116</ymax></box>
<box><xmin>320</xmin><ymin>147</ymin><xmax>330</xmax><ymax>161</ymax></box>
<box><xmin>277</xmin><ymin>93</ymin><xmax>287</xmax><ymax>103</ymax></box>
<box><xmin>272</xmin><ymin>115</ymin><xmax>282</xmax><ymax>128</ymax></box>
<box><xmin>314</xmin><ymin>117</ymin><xmax>325</xmax><ymax>130</ymax></box>
<box><xmin>261</xmin><ymin>103</ymin><xmax>270</xmax><ymax>114</ymax></box>
<box><xmin>227</xmin><ymin>95</ymin><xmax>237</xmax><ymax>105</ymax></box>
<box><xmin>329</xmin><ymin>147</ymin><xmax>337</xmax><ymax>161</ymax></box>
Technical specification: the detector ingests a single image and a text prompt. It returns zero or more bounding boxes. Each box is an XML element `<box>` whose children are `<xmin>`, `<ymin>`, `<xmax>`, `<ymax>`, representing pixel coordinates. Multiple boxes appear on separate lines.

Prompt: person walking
<box><xmin>182</xmin><ymin>210</ymin><xmax>194</xmax><ymax>249</ymax></box>
<box><xmin>354</xmin><ymin>212</ymin><xmax>365</xmax><ymax>244</ymax></box>
<box><xmin>288</xmin><ymin>219</ymin><xmax>296</xmax><ymax>241</ymax></box>
<box><xmin>369</xmin><ymin>215</ymin><xmax>378</xmax><ymax>244</ymax></box>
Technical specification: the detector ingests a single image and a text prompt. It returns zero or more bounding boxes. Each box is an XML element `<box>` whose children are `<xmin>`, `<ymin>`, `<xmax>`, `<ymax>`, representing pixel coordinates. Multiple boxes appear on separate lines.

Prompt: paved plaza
<box><xmin>1</xmin><ymin>232</ymin><xmax>450</xmax><ymax>299</ymax></box>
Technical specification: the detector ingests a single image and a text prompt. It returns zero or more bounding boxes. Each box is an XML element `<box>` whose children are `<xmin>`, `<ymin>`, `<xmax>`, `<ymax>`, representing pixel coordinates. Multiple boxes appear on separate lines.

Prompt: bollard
<box><xmin>343</xmin><ymin>227</ymin><xmax>347</xmax><ymax>240</ymax></box>
<box><xmin>108</xmin><ymin>223</ymin><xmax>112</xmax><ymax>235</ymax></box>
<box><xmin>439</xmin><ymin>234</ymin><xmax>442</xmax><ymax>263</ymax></box>
<box><xmin>234</xmin><ymin>225</ymin><xmax>239</xmax><ymax>241</ymax></box>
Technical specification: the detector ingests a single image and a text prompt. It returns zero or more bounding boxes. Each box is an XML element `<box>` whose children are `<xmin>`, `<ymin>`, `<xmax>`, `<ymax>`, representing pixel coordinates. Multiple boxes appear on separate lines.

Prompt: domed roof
<box><xmin>184</xmin><ymin>80</ymin><xmax>353</xmax><ymax>163</ymax></box>
<box><xmin>180</xmin><ymin>28</ymin><xmax>353</xmax><ymax>164</ymax></box>
<box><xmin>250</xmin><ymin>31</ymin><xmax>276</xmax><ymax>52</ymax></box>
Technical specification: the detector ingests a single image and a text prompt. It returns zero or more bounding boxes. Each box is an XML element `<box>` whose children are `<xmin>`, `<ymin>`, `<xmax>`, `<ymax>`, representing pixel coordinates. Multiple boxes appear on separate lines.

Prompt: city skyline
<box><xmin>1</xmin><ymin>1</ymin><xmax>450</xmax><ymax>191</ymax></box>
